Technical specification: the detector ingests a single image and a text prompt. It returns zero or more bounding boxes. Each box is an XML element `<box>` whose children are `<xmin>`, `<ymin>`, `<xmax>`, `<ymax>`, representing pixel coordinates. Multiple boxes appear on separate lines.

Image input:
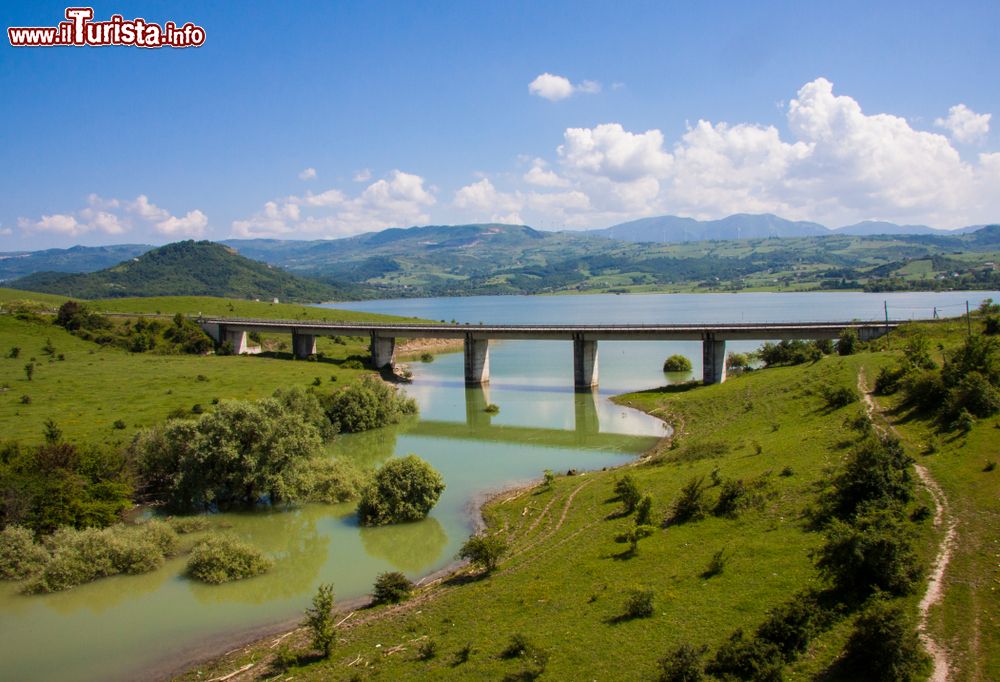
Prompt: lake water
<box><xmin>1</xmin><ymin>291</ymin><xmax>994</xmax><ymax>681</ymax></box>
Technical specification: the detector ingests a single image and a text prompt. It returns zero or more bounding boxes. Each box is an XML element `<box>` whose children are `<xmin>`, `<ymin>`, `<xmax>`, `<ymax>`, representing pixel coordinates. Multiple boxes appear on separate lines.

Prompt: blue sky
<box><xmin>2</xmin><ymin>0</ymin><xmax>998</xmax><ymax>249</ymax></box>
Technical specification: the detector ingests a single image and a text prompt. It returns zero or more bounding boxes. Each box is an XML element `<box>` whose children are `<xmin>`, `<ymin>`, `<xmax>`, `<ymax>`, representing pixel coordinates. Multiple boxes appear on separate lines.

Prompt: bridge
<box><xmin>199</xmin><ymin>317</ymin><xmax>901</xmax><ymax>389</ymax></box>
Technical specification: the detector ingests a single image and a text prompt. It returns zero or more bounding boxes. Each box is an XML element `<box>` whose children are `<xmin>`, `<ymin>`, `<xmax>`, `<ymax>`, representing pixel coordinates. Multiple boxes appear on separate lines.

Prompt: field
<box><xmin>176</xmin><ymin>319</ymin><xmax>1000</xmax><ymax>681</ymax></box>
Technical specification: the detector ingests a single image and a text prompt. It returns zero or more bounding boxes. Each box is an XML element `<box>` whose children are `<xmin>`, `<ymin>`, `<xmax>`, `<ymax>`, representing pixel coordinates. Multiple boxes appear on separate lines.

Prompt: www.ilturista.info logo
<box><xmin>8</xmin><ymin>7</ymin><xmax>206</xmax><ymax>48</ymax></box>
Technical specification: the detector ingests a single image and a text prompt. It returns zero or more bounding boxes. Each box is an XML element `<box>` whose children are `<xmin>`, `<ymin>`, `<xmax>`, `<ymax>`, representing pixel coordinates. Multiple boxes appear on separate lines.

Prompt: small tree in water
<box><xmin>303</xmin><ymin>583</ymin><xmax>336</xmax><ymax>658</ymax></box>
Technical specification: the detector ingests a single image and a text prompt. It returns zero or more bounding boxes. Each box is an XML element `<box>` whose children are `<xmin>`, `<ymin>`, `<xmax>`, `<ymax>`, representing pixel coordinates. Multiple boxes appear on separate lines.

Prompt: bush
<box><xmin>658</xmin><ymin>643</ymin><xmax>707</xmax><ymax>682</ymax></box>
<box><xmin>296</xmin><ymin>457</ymin><xmax>369</xmax><ymax>504</ymax></box>
<box><xmin>842</xmin><ymin>598</ymin><xmax>929</xmax><ymax>681</ymax></box>
<box><xmin>726</xmin><ymin>352</ymin><xmax>751</xmax><ymax>372</ymax></box>
<box><xmin>756</xmin><ymin>339</ymin><xmax>822</xmax><ymax>367</ymax></box>
<box><xmin>669</xmin><ymin>477</ymin><xmax>708</xmax><ymax>525</ymax></box>
<box><xmin>621</xmin><ymin>588</ymin><xmax>655</xmax><ymax>619</ymax></box>
<box><xmin>755</xmin><ymin>590</ymin><xmax>828</xmax><ymax>661</ymax></box>
<box><xmin>186</xmin><ymin>534</ymin><xmax>273</xmax><ymax>584</ymax></box>
<box><xmin>821</xmin><ymin>384</ymin><xmax>858</xmax><ymax>409</ymax></box>
<box><xmin>702</xmin><ymin>548</ymin><xmax>728</xmax><ymax>577</ymax></box>
<box><xmin>0</xmin><ymin>525</ymin><xmax>48</xmax><ymax>580</ymax></box>
<box><xmin>816</xmin><ymin>507</ymin><xmax>922</xmax><ymax>598</ymax></box>
<box><xmin>303</xmin><ymin>583</ymin><xmax>336</xmax><ymax>658</ymax></box>
<box><xmin>635</xmin><ymin>494</ymin><xmax>653</xmax><ymax>525</ymax></box>
<box><xmin>705</xmin><ymin>629</ymin><xmax>784</xmax><ymax>682</ymax></box>
<box><xmin>900</xmin><ymin>368</ymin><xmax>949</xmax><ymax>413</ymax></box>
<box><xmin>838</xmin><ymin>328</ymin><xmax>859</xmax><ymax>356</ymax></box>
<box><xmin>500</xmin><ymin>634</ymin><xmax>549</xmax><ymax>679</ymax></box>
<box><xmin>484</xmin><ymin>403</ymin><xmax>501</xmax><ymax>414</ymax></box>
<box><xmin>166</xmin><ymin>516</ymin><xmax>210</xmax><ymax>534</ymax></box>
<box><xmin>420</xmin><ymin>352</ymin><xmax>434</xmax><ymax>363</ymax></box>
<box><xmin>663</xmin><ymin>355</ymin><xmax>693</xmax><ymax>372</ymax></box>
<box><xmin>356</xmin><ymin>455</ymin><xmax>445</xmax><ymax>526</ymax></box>
<box><xmin>372</xmin><ymin>571</ymin><xmax>413</xmax><ymax>604</ymax></box>
<box><xmin>874</xmin><ymin>365</ymin><xmax>907</xmax><ymax>395</ymax></box>
<box><xmin>417</xmin><ymin>639</ymin><xmax>437</xmax><ymax>660</ymax></box>
<box><xmin>618</xmin><ymin>523</ymin><xmax>657</xmax><ymax>555</ymax></box>
<box><xmin>614</xmin><ymin>474</ymin><xmax>642</xmax><ymax>514</ymax></box>
<box><xmin>458</xmin><ymin>533</ymin><xmax>507</xmax><ymax>573</ymax></box>
<box><xmin>945</xmin><ymin>370</ymin><xmax>1000</xmax><ymax>419</ymax></box>
<box><xmin>322</xmin><ymin>376</ymin><xmax>417</xmax><ymax>433</ymax></box>
<box><xmin>827</xmin><ymin>433</ymin><xmax>914</xmax><ymax>521</ymax></box>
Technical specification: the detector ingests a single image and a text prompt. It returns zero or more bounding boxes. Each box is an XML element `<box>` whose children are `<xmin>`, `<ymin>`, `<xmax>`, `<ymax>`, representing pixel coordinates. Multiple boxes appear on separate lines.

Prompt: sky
<box><xmin>2</xmin><ymin>0</ymin><xmax>999</xmax><ymax>250</ymax></box>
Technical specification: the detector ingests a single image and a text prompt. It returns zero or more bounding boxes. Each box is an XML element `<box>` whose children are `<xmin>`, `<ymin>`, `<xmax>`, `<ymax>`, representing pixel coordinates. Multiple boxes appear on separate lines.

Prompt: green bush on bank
<box><xmin>186</xmin><ymin>534</ymin><xmax>272</xmax><ymax>584</ymax></box>
<box><xmin>296</xmin><ymin>457</ymin><xmax>370</xmax><ymax>504</ymax></box>
<box><xmin>0</xmin><ymin>525</ymin><xmax>48</xmax><ymax>580</ymax></box>
<box><xmin>322</xmin><ymin>376</ymin><xmax>417</xmax><ymax>433</ymax></box>
<box><xmin>663</xmin><ymin>355</ymin><xmax>692</xmax><ymax>372</ymax></box>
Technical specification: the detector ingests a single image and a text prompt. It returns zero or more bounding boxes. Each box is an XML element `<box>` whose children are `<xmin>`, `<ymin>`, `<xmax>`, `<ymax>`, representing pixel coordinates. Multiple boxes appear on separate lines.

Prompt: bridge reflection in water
<box><xmin>405</xmin><ymin>385</ymin><xmax>661</xmax><ymax>454</ymax></box>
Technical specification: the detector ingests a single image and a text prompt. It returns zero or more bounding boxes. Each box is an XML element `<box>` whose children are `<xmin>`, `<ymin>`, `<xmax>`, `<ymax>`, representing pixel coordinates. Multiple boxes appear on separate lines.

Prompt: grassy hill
<box><xmin>7</xmin><ymin>240</ymin><xmax>357</xmax><ymax>303</ymax></box>
<box><xmin>177</xmin><ymin>316</ymin><xmax>999</xmax><ymax>681</ymax></box>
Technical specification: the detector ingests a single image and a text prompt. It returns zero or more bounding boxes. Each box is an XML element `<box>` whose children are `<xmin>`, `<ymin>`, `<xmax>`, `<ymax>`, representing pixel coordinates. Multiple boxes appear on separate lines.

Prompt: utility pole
<box><xmin>967</xmin><ymin>300</ymin><xmax>972</xmax><ymax>337</ymax></box>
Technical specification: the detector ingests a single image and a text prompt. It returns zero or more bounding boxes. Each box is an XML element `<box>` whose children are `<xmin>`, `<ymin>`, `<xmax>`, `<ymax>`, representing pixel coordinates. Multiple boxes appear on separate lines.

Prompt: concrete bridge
<box><xmin>199</xmin><ymin>317</ymin><xmax>901</xmax><ymax>390</ymax></box>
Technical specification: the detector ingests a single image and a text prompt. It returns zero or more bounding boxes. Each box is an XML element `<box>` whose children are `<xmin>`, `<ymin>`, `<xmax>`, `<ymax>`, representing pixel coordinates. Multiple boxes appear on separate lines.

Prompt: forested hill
<box><xmin>8</xmin><ymin>240</ymin><xmax>351</xmax><ymax>302</ymax></box>
<box><xmin>0</xmin><ymin>244</ymin><xmax>152</xmax><ymax>282</ymax></box>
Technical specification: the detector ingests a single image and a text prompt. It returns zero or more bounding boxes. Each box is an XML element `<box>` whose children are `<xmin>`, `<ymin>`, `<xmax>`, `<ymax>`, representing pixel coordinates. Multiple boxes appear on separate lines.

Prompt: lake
<box><xmin>1</xmin><ymin>291</ymin><xmax>994</xmax><ymax>681</ymax></box>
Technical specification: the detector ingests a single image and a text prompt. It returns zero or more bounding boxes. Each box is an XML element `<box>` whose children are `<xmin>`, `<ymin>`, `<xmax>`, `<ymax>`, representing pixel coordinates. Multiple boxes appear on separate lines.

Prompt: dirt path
<box><xmin>857</xmin><ymin>371</ymin><xmax>955</xmax><ymax>682</ymax></box>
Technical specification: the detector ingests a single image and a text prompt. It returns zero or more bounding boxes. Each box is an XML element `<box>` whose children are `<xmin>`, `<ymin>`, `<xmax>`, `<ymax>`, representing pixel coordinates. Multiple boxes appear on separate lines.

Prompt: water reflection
<box><xmin>574</xmin><ymin>390</ymin><xmax>600</xmax><ymax>435</ymax></box>
<box><xmin>358</xmin><ymin>516</ymin><xmax>448</xmax><ymax>574</ymax></box>
<box><xmin>465</xmin><ymin>384</ymin><xmax>493</xmax><ymax>427</ymax></box>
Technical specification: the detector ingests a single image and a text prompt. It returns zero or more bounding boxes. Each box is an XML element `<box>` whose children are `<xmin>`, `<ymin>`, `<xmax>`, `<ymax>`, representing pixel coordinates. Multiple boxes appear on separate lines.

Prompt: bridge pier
<box><xmin>573</xmin><ymin>336</ymin><xmax>599</xmax><ymax>391</ymax></box>
<box><xmin>702</xmin><ymin>333</ymin><xmax>727</xmax><ymax>385</ymax></box>
<box><xmin>292</xmin><ymin>332</ymin><xmax>317</xmax><ymax>359</ymax></box>
<box><xmin>223</xmin><ymin>328</ymin><xmax>249</xmax><ymax>355</ymax></box>
<box><xmin>370</xmin><ymin>333</ymin><xmax>396</xmax><ymax>370</ymax></box>
<box><xmin>464</xmin><ymin>335</ymin><xmax>490</xmax><ymax>385</ymax></box>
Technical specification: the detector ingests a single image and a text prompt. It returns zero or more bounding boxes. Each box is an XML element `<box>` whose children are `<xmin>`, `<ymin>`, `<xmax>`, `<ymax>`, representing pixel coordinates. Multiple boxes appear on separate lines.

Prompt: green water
<box><xmin>0</xmin><ymin>335</ymin><xmax>662</xmax><ymax>682</ymax></box>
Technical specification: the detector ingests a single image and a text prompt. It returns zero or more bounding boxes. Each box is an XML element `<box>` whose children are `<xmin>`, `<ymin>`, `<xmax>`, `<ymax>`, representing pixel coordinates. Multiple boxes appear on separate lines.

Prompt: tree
<box><xmin>372</xmin><ymin>571</ymin><xmax>414</xmax><ymax>604</ymax></box>
<box><xmin>838</xmin><ymin>328</ymin><xmax>859</xmax><ymax>356</ymax></box>
<box><xmin>303</xmin><ymin>583</ymin><xmax>336</xmax><ymax>658</ymax></box>
<box><xmin>458</xmin><ymin>533</ymin><xmax>507</xmax><ymax>573</ymax></box>
<box><xmin>24</xmin><ymin>362</ymin><xmax>34</xmax><ymax>381</ymax></box>
<box><xmin>43</xmin><ymin>419</ymin><xmax>62</xmax><ymax>444</ymax></box>
<box><xmin>842</xmin><ymin>597</ymin><xmax>929</xmax><ymax>681</ymax></box>
<box><xmin>621</xmin><ymin>523</ymin><xmax>657</xmax><ymax>555</ymax></box>
<box><xmin>356</xmin><ymin>455</ymin><xmax>445</xmax><ymax>526</ymax></box>
<box><xmin>614</xmin><ymin>474</ymin><xmax>642</xmax><ymax>515</ymax></box>
<box><xmin>658</xmin><ymin>643</ymin><xmax>707</xmax><ymax>682</ymax></box>
<box><xmin>322</xmin><ymin>376</ymin><xmax>417</xmax><ymax>433</ymax></box>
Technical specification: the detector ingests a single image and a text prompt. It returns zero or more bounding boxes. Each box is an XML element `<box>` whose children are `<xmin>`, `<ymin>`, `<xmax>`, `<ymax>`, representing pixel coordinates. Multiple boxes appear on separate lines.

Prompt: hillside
<box><xmin>0</xmin><ymin>244</ymin><xmax>152</xmax><ymax>282</ymax></box>
<box><xmin>8</xmin><ymin>240</ymin><xmax>354</xmax><ymax>302</ymax></box>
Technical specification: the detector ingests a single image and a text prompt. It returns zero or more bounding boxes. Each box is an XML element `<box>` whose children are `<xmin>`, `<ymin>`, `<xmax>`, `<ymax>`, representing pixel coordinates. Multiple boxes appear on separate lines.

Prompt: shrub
<box><xmin>8</xmin><ymin>346</ymin><xmax>20</xmax><ymax>359</ymax></box>
<box><xmin>705</xmin><ymin>629</ymin><xmax>784</xmax><ymax>682</ymax></box>
<box><xmin>726</xmin><ymin>352</ymin><xmax>751</xmax><ymax>372</ymax></box>
<box><xmin>985</xmin><ymin>316</ymin><xmax>1000</xmax><ymax>335</ymax></box>
<box><xmin>112</xmin><ymin>419</ymin><xmax>127</xmax><ymax>430</ymax></box>
<box><xmin>821</xmin><ymin>384</ymin><xmax>858</xmax><ymax>409</ymax></box>
<box><xmin>372</xmin><ymin>571</ymin><xmax>413</xmax><ymax>604</ymax></box>
<box><xmin>458</xmin><ymin>533</ymin><xmax>507</xmax><ymax>573</ymax></box>
<box><xmin>303</xmin><ymin>583</ymin><xmax>336</xmax><ymax>658</ymax></box>
<box><xmin>658</xmin><ymin>643</ymin><xmax>707</xmax><ymax>682</ymax></box>
<box><xmin>614</xmin><ymin>474</ymin><xmax>642</xmax><ymax>515</ymax></box>
<box><xmin>663</xmin><ymin>355</ymin><xmax>693</xmax><ymax>372</ymax></box>
<box><xmin>618</xmin><ymin>523</ymin><xmax>657</xmax><ymax>555</ymax></box>
<box><xmin>417</xmin><ymin>639</ymin><xmax>437</xmax><ymax>661</ymax></box>
<box><xmin>953</xmin><ymin>408</ymin><xmax>975</xmax><ymax>434</ymax></box>
<box><xmin>838</xmin><ymin>328</ymin><xmax>859</xmax><ymax>356</ymax></box>
<box><xmin>945</xmin><ymin>370</ymin><xmax>1000</xmax><ymax>419</ymax></box>
<box><xmin>755</xmin><ymin>590</ymin><xmax>828</xmax><ymax>661</ymax></box>
<box><xmin>842</xmin><ymin>598</ymin><xmax>929</xmax><ymax>681</ymax></box>
<box><xmin>0</xmin><ymin>526</ymin><xmax>48</xmax><ymax>580</ymax></box>
<box><xmin>815</xmin><ymin>507</ymin><xmax>922</xmax><ymax>598</ymax></box>
<box><xmin>714</xmin><ymin>479</ymin><xmax>748</xmax><ymax>518</ymax></box>
<box><xmin>166</xmin><ymin>516</ymin><xmax>210</xmax><ymax>534</ymax></box>
<box><xmin>635</xmin><ymin>494</ymin><xmax>654</xmax><ymax>525</ymax></box>
<box><xmin>756</xmin><ymin>339</ymin><xmax>820</xmax><ymax>367</ymax></box>
<box><xmin>542</xmin><ymin>469</ymin><xmax>555</xmax><ymax>490</ymax></box>
<box><xmin>702</xmin><ymin>548</ymin><xmax>728</xmax><ymax>578</ymax></box>
<box><xmin>186</xmin><ymin>534</ymin><xmax>273</xmax><ymax>584</ymax></box>
<box><xmin>322</xmin><ymin>376</ymin><xmax>417</xmax><ymax>433</ymax></box>
<box><xmin>484</xmin><ymin>403</ymin><xmax>501</xmax><ymax>414</ymax></box>
<box><xmin>420</xmin><ymin>352</ymin><xmax>434</xmax><ymax>363</ymax></box>
<box><xmin>827</xmin><ymin>433</ymin><xmax>914</xmax><ymax>520</ymax></box>
<box><xmin>297</xmin><ymin>457</ymin><xmax>368</xmax><ymax>504</ymax></box>
<box><xmin>669</xmin><ymin>477</ymin><xmax>708</xmax><ymax>525</ymax></box>
<box><xmin>621</xmin><ymin>588</ymin><xmax>655</xmax><ymax>619</ymax></box>
<box><xmin>356</xmin><ymin>455</ymin><xmax>445</xmax><ymax>526</ymax></box>
<box><xmin>900</xmin><ymin>368</ymin><xmax>949</xmax><ymax>413</ymax></box>
<box><xmin>500</xmin><ymin>634</ymin><xmax>549</xmax><ymax>678</ymax></box>
<box><xmin>874</xmin><ymin>365</ymin><xmax>907</xmax><ymax>395</ymax></box>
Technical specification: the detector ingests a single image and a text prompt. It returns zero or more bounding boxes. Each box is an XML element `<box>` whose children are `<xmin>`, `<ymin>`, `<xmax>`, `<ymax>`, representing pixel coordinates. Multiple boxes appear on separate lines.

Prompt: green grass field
<box><xmin>175</xmin><ymin>332</ymin><xmax>994</xmax><ymax>681</ymax></box>
<box><xmin>0</xmin><ymin>289</ymin><xmax>417</xmax><ymax>444</ymax></box>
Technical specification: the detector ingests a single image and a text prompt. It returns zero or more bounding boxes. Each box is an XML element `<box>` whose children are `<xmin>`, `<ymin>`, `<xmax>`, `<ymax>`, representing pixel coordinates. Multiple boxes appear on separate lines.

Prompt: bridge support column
<box><xmin>370</xmin><ymin>333</ymin><xmax>396</xmax><ymax>370</ymax></box>
<box><xmin>573</xmin><ymin>335</ymin><xmax>599</xmax><ymax>391</ymax></box>
<box><xmin>464</xmin><ymin>335</ymin><xmax>490</xmax><ymax>385</ymax></box>
<box><xmin>225</xmin><ymin>329</ymin><xmax>249</xmax><ymax>355</ymax></box>
<box><xmin>702</xmin><ymin>333</ymin><xmax>727</xmax><ymax>385</ymax></box>
<box><xmin>292</xmin><ymin>332</ymin><xmax>317</xmax><ymax>359</ymax></box>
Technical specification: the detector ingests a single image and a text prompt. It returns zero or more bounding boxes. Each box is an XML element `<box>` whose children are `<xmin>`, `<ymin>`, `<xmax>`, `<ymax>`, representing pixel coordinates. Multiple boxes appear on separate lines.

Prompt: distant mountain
<box><xmin>593</xmin><ymin>213</ymin><xmax>829</xmax><ymax>242</ymax></box>
<box><xmin>832</xmin><ymin>221</ymin><xmax>947</xmax><ymax>236</ymax></box>
<box><xmin>0</xmin><ymin>244</ymin><xmax>152</xmax><ymax>282</ymax></box>
<box><xmin>9</xmin><ymin>240</ymin><xmax>349</xmax><ymax>302</ymax></box>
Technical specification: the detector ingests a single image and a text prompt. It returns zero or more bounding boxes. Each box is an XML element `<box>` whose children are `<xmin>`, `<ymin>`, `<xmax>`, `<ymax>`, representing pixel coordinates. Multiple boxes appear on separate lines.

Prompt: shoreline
<box><xmin>158</xmin><ymin>398</ymin><xmax>670</xmax><ymax>682</ymax></box>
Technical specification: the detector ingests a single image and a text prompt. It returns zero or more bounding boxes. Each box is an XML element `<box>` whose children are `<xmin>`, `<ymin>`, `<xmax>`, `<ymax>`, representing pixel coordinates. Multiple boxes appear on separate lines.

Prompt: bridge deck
<box><xmin>201</xmin><ymin>318</ymin><xmax>902</xmax><ymax>341</ymax></box>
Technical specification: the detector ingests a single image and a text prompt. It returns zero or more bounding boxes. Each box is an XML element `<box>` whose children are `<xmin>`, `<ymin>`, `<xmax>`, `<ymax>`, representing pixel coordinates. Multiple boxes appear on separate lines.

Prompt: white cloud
<box><xmin>559</xmin><ymin>123</ymin><xmax>673</xmax><ymax>181</ymax></box>
<box><xmin>156</xmin><ymin>210</ymin><xmax>208</xmax><ymax>237</ymax></box>
<box><xmin>0</xmin><ymin>227</ymin><xmax>11</xmax><ymax>236</ymax></box>
<box><xmin>353</xmin><ymin>168</ymin><xmax>372</xmax><ymax>182</ymax></box>
<box><xmin>17</xmin><ymin>194</ymin><xmax>208</xmax><ymax>240</ymax></box>
<box><xmin>523</xmin><ymin>159</ymin><xmax>570</xmax><ymax>188</ymax></box>
<box><xmin>232</xmin><ymin>170</ymin><xmax>436</xmax><ymax>238</ymax></box>
<box><xmin>298</xmin><ymin>167</ymin><xmax>317</xmax><ymax>180</ymax></box>
<box><xmin>935</xmin><ymin>104</ymin><xmax>991</xmax><ymax>144</ymax></box>
<box><xmin>528</xmin><ymin>72</ymin><xmax>601</xmax><ymax>102</ymax></box>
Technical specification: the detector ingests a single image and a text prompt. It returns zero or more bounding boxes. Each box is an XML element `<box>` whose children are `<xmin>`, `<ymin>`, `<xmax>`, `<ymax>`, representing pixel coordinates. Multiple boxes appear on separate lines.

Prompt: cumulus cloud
<box><xmin>353</xmin><ymin>168</ymin><xmax>372</xmax><ymax>182</ymax></box>
<box><xmin>232</xmin><ymin>170</ymin><xmax>436</xmax><ymax>238</ymax></box>
<box><xmin>528</xmin><ymin>73</ymin><xmax>601</xmax><ymax>101</ymax></box>
<box><xmin>17</xmin><ymin>194</ymin><xmax>208</xmax><ymax>239</ymax></box>
<box><xmin>935</xmin><ymin>104</ymin><xmax>991</xmax><ymax>144</ymax></box>
<box><xmin>298</xmin><ymin>167</ymin><xmax>317</xmax><ymax>180</ymax></box>
<box><xmin>472</xmin><ymin>77</ymin><xmax>999</xmax><ymax>229</ymax></box>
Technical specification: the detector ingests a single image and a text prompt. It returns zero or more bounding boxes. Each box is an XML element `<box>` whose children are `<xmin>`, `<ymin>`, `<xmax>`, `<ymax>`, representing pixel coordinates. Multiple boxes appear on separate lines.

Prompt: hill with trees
<box><xmin>8</xmin><ymin>240</ymin><xmax>353</xmax><ymax>302</ymax></box>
